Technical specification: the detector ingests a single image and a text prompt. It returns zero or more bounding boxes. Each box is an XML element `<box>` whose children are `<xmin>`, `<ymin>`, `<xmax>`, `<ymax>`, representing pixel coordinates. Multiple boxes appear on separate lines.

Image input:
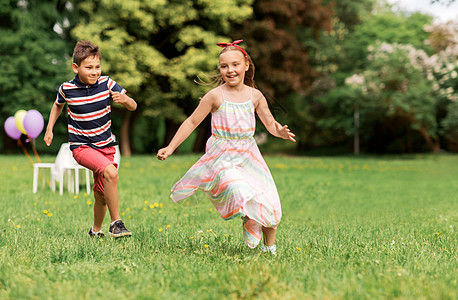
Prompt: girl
<box><xmin>157</xmin><ymin>40</ymin><xmax>295</xmax><ymax>255</ymax></box>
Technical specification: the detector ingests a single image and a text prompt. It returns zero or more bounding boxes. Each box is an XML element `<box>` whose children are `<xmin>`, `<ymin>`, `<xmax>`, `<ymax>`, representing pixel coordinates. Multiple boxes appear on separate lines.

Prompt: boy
<box><xmin>44</xmin><ymin>40</ymin><xmax>137</xmax><ymax>238</ymax></box>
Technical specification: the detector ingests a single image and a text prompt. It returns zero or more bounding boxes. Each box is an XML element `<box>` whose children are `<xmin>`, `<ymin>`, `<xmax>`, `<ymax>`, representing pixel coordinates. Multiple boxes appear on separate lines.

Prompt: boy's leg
<box><xmin>93</xmin><ymin>190</ymin><xmax>107</xmax><ymax>232</ymax></box>
<box><xmin>262</xmin><ymin>226</ymin><xmax>276</xmax><ymax>246</ymax></box>
<box><xmin>103</xmin><ymin>164</ymin><xmax>120</xmax><ymax>222</ymax></box>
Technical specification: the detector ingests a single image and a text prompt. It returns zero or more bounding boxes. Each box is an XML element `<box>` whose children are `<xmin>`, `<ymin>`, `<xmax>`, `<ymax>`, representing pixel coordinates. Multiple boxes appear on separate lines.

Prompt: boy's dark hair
<box><xmin>72</xmin><ymin>41</ymin><xmax>101</xmax><ymax>65</ymax></box>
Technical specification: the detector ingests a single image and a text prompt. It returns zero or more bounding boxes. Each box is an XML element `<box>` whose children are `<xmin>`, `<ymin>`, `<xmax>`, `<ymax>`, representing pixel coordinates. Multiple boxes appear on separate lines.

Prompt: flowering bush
<box><xmin>345</xmin><ymin>20</ymin><xmax>458</xmax><ymax>152</ymax></box>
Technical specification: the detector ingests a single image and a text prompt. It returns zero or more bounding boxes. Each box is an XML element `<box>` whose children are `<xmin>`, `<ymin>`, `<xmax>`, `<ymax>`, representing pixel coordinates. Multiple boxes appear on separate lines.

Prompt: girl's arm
<box><xmin>157</xmin><ymin>92</ymin><xmax>216</xmax><ymax>160</ymax></box>
<box><xmin>255</xmin><ymin>92</ymin><xmax>296</xmax><ymax>142</ymax></box>
<box><xmin>44</xmin><ymin>102</ymin><xmax>65</xmax><ymax>146</ymax></box>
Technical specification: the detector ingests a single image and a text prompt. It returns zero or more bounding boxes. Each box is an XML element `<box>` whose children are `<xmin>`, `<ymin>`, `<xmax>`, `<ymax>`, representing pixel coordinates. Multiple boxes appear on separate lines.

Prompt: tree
<box><xmin>346</xmin><ymin>42</ymin><xmax>441</xmax><ymax>152</ymax></box>
<box><xmin>299</xmin><ymin>3</ymin><xmax>436</xmax><ymax>153</ymax></box>
<box><xmin>72</xmin><ymin>0</ymin><xmax>253</xmax><ymax>155</ymax></box>
<box><xmin>232</xmin><ymin>0</ymin><xmax>333</xmax><ymax>99</ymax></box>
<box><xmin>0</xmin><ymin>0</ymin><xmax>76</xmax><ymax>152</ymax></box>
<box><xmin>425</xmin><ymin>21</ymin><xmax>458</xmax><ymax>151</ymax></box>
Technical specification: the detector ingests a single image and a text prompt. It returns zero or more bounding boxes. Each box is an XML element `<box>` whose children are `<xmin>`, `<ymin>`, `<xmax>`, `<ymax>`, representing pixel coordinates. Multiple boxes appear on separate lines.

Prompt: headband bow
<box><xmin>216</xmin><ymin>39</ymin><xmax>248</xmax><ymax>59</ymax></box>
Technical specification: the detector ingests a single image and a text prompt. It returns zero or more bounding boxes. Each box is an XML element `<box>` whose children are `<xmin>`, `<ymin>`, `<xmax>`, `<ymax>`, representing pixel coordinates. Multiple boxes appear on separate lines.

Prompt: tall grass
<box><xmin>0</xmin><ymin>154</ymin><xmax>456</xmax><ymax>299</ymax></box>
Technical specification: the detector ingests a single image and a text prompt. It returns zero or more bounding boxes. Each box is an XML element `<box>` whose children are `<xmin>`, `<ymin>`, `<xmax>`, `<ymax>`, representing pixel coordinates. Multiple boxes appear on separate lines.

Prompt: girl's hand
<box><xmin>276</xmin><ymin>123</ymin><xmax>296</xmax><ymax>142</ymax></box>
<box><xmin>44</xmin><ymin>130</ymin><xmax>53</xmax><ymax>146</ymax></box>
<box><xmin>157</xmin><ymin>147</ymin><xmax>174</xmax><ymax>161</ymax></box>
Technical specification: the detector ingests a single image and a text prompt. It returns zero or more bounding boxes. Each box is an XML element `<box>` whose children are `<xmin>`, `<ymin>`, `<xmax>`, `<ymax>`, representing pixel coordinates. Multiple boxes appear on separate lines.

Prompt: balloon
<box><xmin>14</xmin><ymin>110</ymin><xmax>27</xmax><ymax>134</ymax></box>
<box><xmin>23</xmin><ymin>110</ymin><xmax>44</xmax><ymax>139</ymax></box>
<box><xmin>4</xmin><ymin>116</ymin><xmax>22</xmax><ymax>140</ymax></box>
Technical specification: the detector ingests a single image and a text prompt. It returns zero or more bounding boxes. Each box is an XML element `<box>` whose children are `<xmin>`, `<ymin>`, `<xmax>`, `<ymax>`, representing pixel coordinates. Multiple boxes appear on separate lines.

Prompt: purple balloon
<box><xmin>4</xmin><ymin>116</ymin><xmax>22</xmax><ymax>140</ymax></box>
<box><xmin>23</xmin><ymin>110</ymin><xmax>44</xmax><ymax>139</ymax></box>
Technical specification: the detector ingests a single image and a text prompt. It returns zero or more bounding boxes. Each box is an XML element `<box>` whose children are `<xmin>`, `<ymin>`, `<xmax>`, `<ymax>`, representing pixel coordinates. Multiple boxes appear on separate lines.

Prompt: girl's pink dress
<box><xmin>171</xmin><ymin>87</ymin><xmax>282</xmax><ymax>248</ymax></box>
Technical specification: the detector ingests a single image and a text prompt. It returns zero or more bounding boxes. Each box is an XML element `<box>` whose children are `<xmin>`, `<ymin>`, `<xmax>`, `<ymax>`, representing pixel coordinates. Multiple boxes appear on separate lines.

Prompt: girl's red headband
<box><xmin>216</xmin><ymin>39</ymin><xmax>248</xmax><ymax>59</ymax></box>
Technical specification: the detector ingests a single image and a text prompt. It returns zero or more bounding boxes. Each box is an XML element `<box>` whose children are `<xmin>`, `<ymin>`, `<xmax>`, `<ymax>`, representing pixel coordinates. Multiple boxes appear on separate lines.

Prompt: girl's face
<box><xmin>219</xmin><ymin>50</ymin><xmax>249</xmax><ymax>87</ymax></box>
<box><xmin>72</xmin><ymin>56</ymin><xmax>101</xmax><ymax>85</ymax></box>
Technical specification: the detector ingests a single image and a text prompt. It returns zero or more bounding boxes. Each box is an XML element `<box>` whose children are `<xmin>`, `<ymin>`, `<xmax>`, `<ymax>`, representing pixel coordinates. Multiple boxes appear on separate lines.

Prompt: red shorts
<box><xmin>72</xmin><ymin>145</ymin><xmax>118</xmax><ymax>195</ymax></box>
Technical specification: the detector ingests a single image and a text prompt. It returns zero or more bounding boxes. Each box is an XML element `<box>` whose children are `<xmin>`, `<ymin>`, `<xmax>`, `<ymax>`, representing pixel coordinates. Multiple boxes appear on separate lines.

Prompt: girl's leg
<box><xmin>92</xmin><ymin>190</ymin><xmax>107</xmax><ymax>232</ymax></box>
<box><xmin>103</xmin><ymin>164</ymin><xmax>121</xmax><ymax>222</ymax></box>
<box><xmin>262</xmin><ymin>226</ymin><xmax>276</xmax><ymax>246</ymax></box>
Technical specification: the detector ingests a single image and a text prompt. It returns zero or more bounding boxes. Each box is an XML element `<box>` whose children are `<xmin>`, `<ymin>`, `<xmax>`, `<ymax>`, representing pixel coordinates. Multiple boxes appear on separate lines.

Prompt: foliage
<box><xmin>1</xmin><ymin>154</ymin><xmax>457</xmax><ymax>299</ymax></box>
<box><xmin>346</xmin><ymin>42</ymin><xmax>440</xmax><ymax>152</ymax></box>
<box><xmin>424</xmin><ymin>21</ymin><xmax>458</xmax><ymax>150</ymax></box>
<box><xmin>232</xmin><ymin>0</ymin><xmax>333</xmax><ymax>99</ymax></box>
<box><xmin>0</xmin><ymin>0</ymin><xmax>77</xmax><ymax>150</ymax></box>
<box><xmin>72</xmin><ymin>0</ymin><xmax>253</xmax><ymax>152</ymax></box>
<box><xmin>343</xmin><ymin>20</ymin><xmax>458</xmax><ymax>153</ymax></box>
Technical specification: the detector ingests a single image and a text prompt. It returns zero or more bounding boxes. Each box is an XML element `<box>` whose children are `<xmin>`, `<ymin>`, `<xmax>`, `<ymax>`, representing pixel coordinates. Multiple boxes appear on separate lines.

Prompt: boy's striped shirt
<box><xmin>55</xmin><ymin>75</ymin><xmax>126</xmax><ymax>150</ymax></box>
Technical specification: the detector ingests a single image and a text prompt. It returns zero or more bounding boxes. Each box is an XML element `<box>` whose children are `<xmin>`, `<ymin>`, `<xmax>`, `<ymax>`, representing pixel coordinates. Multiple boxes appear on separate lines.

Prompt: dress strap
<box><xmin>219</xmin><ymin>86</ymin><xmax>226</xmax><ymax>102</ymax></box>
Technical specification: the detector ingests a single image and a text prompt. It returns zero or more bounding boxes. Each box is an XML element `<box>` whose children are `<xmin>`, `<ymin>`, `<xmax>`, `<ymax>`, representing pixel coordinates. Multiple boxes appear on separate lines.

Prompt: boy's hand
<box><xmin>110</xmin><ymin>90</ymin><xmax>128</xmax><ymax>104</ymax></box>
<box><xmin>44</xmin><ymin>130</ymin><xmax>53</xmax><ymax>146</ymax></box>
<box><xmin>157</xmin><ymin>147</ymin><xmax>173</xmax><ymax>161</ymax></box>
<box><xmin>276</xmin><ymin>123</ymin><xmax>296</xmax><ymax>142</ymax></box>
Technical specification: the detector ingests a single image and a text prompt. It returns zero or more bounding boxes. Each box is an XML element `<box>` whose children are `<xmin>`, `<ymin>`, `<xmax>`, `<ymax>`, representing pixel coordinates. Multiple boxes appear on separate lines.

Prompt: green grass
<box><xmin>0</xmin><ymin>154</ymin><xmax>457</xmax><ymax>299</ymax></box>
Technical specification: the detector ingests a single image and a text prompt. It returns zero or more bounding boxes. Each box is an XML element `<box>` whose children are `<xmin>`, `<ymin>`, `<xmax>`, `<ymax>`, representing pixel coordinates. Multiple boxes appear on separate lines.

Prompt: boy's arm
<box><xmin>44</xmin><ymin>102</ymin><xmax>65</xmax><ymax>146</ymax></box>
<box><xmin>255</xmin><ymin>92</ymin><xmax>296</xmax><ymax>142</ymax></box>
<box><xmin>157</xmin><ymin>92</ymin><xmax>215</xmax><ymax>161</ymax></box>
<box><xmin>110</xmin><ymin>91</ymin><xmax>137</xmax><ymax>111</ymax></box>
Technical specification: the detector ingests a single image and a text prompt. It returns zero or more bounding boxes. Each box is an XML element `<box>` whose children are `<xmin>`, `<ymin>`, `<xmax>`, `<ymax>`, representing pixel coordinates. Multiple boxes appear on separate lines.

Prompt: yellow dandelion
<box><xmin>296</xmin><ymin>247</ymin><xmax>302</xmax><ymax>251</ymax></box>
<box><xmin>160</xmin><ymin>203</ymin><xmax>163</xmax><ymax>208</ymax></box>
<box><xmin>74</xmin><ymin>195</ymin><xmax>78</xmax><ymax>199</ymax></box>
<box><xmin>158</xmin><ymin>211</ymin><xmax>162</xmax><ymax>214</ymax></box>
<box><xmin>43</xmin><ymin>210</ymin><xmax>48</xmax><ymax>214</ymax></box>
<box><xmin>144</xmin><ymin>201</ymin><xmax>148</xmax><ymax>204</ymax></box>
<box><xmin>16</xmin><ymin>225</ymin><xmax>21</xmax><ymax>228</ymax></box>
<box><xmin>158</xmin><ymin>228</ymin><xmax>163</xmax><ymax>232</ymax></box>
<box><xmin>86</xmin><ymin>201</ymin><xmax>92</xmax><ymax>205</ymax></box>
<box><xmin>143</xmin><ymin>207</ymin><xmax>147</xmax><ymax>211</ymax></box>
<box><xmin>33</xmin><ymin>202</ymin><xmax>37</xmax><ymax>206</ymax></box>
<box><xmin>183</xmin><ymin>249</ymin><xmax>186</xmax><ymax>251</ymax></box>
<box><xmin>208</xmin><ymin>208</ymin><xmax>213</xmax><ymax>212</ymax></box>
<box><xmin>47</xmin><ymin>213</ymin><xmax>53</xmax><ymax>217</ymax></box>
<box><xmin>149</xmin><ymin>204</ymin><xmax>154</xmax><ymax>209</ymax></box>
<box><xmin>436</xmin><ymin>232</ymin><xmax>440</xmax><ymax>236</ymax></box>
<box><xmin>126</xmin><ymin>208</ymin><xmax>130</xmax><ymax>211</ymax></box>
<box><xmin>225</xmin><ymin>234</ymin><xmax>229</xmax><ymax>237</ymax></box>
<box><xmin>166</xmin><ymin>225</ymin><xmax>171</xmax><ymax>228</ymax></box>
<box><xmin>190</xmin><ymin>236</ymin><xmax>195</xmax><ymax>239</ymax></box>
<box><xmin>121</xmin><ymin>212</ymin><xmax>125</xmax><ymax>216</ymax></box>
<box><xmin>204</xmin><ymin>244</ymin><xmax>209</xmax><ymax>248</ymax></box>
<box><xmin>84</xmin><ymin>193</ymin><xmax>88</xmax><ymax>197</ymax></box>
<box><xmin>36</xmin><ymin>218</ymin><xmax>40</xmax><ymax>221</ymax></box>
<box><xmin>154</xmin><ymin>203</ymin><xmax>159</xmax><ymax>207</ymax></box>
<box><xmin>186</xmin><ymin>201</ymin><xmax>190</xmax><ymax>205</ymax></box>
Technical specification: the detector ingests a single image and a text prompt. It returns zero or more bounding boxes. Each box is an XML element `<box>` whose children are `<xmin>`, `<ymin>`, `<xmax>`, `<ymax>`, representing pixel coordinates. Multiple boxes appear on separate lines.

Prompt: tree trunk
<box><xmin>120</xmin><ymin>111</ymin><xmax>132</xmax><ymax>157</ymax></box>
<box><xmin>192</xmin><ymin>116</ymin><xmax>211</xmax><ymax>153</ymax></box>
<box><xmin>163</xmin><ymin>119</ymin><xmax>181</xmax><ymax>149</ymax></box>
<box><xmin>419</xmin><ymin>126</ymin><xmax>441</xmax><ymax>153</ymax></box>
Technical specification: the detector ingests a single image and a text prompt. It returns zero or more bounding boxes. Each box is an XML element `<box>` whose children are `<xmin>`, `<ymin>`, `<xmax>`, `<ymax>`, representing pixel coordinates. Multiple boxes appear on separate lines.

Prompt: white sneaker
<box><xmin>260</xmin><ymin>244</ymin><xmax>277</xmax><ymax>256</ymax></box>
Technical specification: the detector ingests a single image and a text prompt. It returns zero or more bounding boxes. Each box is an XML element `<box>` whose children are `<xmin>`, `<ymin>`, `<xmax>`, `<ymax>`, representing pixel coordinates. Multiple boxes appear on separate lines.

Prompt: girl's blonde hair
<box><xmin>197</xmin><ymin>46</ymin><xmax>256</xmax><ymax>88</ymax></box>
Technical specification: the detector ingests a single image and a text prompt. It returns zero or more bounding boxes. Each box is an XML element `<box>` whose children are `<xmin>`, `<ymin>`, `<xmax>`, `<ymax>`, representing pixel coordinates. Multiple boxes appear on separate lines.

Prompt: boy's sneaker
<box><xmin>109</xmin><ymin>220</ymin><xmax>132</xmax><ymax>238</ymax></box>
<box><xmin>260</xmin><ymin>244</ymin><xmax>277</xmax><ymax>256</ymax></box>
<box><xmin>88</xmin><ymin>228</ymin><xmax>105</xmax><ymax>238</ymax></box>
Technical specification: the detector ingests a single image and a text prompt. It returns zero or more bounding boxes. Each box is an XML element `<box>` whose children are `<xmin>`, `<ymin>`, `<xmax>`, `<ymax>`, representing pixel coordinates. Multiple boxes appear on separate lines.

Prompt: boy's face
<box><xmin>72</xmin><ymin>56</ymin><xmax>101</xmax><ymax>85</ymax></box>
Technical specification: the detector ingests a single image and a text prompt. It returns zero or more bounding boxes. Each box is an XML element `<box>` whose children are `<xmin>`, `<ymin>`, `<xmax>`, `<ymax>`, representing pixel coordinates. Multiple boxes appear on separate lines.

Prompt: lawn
<box><xmin>0</xmin><ymin>154</ymin><xmax>456</xmax><ymax>299</ymax></box>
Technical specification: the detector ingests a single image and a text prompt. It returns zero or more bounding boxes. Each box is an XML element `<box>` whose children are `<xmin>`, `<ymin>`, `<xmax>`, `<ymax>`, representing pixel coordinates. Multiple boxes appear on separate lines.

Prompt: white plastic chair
<box><xmin>33</xmin><ymin>143</ymin><xmax>91</xmax><ymax>195</ymax></box>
